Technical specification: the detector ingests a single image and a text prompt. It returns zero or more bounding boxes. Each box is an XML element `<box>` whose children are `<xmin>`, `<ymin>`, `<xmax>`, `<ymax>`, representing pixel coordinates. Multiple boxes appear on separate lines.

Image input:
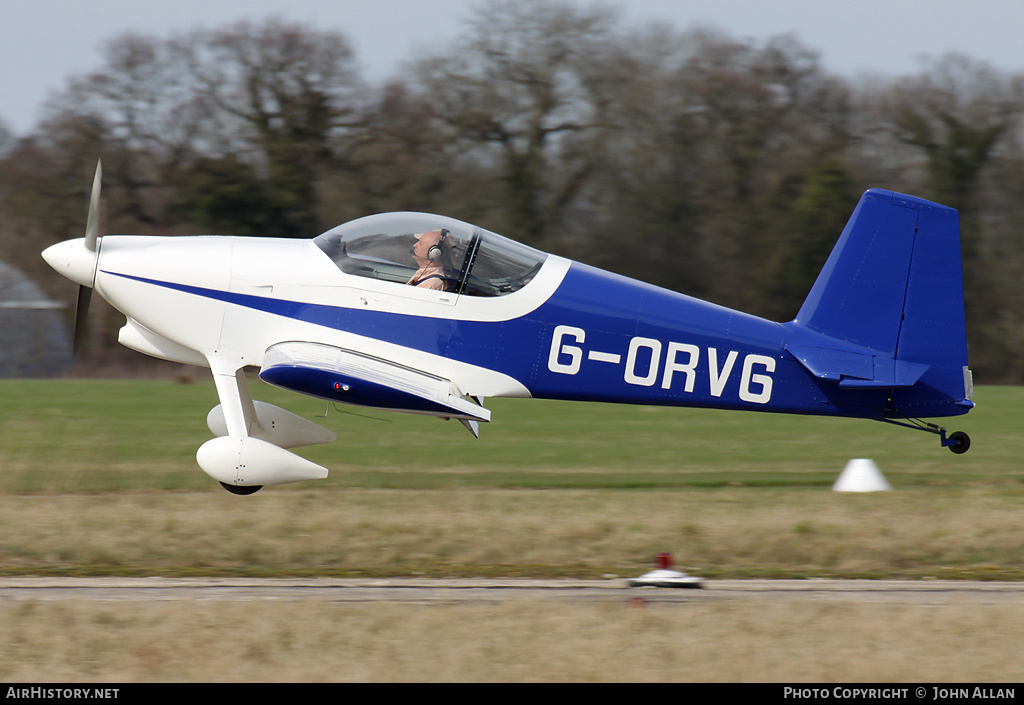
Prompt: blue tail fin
<box><xmin>789</xmin><ymin>189</ymin><xmax>973</xmax><ymax>418</ymax></box>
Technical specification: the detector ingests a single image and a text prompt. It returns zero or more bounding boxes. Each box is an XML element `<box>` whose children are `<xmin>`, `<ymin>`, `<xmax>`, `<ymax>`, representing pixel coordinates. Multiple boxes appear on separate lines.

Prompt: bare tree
<box><xmin>881</xmin><ymin>54</ymin><xmax>1024</xmax><ymax>217</ymax></box>
<box><xmin>0</xmin><ymin>119</ymin><xmax>12</xmax><ymax>157</ymax></box>
<box><xmin>178</xmin><ymin>19</ymin><xmax>365</xmax><ymax>237</ymax></box>
<box><xmin>583</xmin><ymin>27</ymin><xmax>850</xmax><ymax>313</ymax></box>
<box><xmin>38</xmin><ymin>19</ymin><xmax>366</xmax><ymax>237</ymax></box>
<box><xmin>405</xmin><ymin>0</ymin><xmax>623</xmax><ymax>244</ymax></box>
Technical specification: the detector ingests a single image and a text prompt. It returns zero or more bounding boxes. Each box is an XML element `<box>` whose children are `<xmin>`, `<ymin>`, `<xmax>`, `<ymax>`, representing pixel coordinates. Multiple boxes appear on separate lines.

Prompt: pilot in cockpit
<box><xmin>407</xmin><ymin>228</ymin><xmax>457</xmax><ymax>291</ymax></box>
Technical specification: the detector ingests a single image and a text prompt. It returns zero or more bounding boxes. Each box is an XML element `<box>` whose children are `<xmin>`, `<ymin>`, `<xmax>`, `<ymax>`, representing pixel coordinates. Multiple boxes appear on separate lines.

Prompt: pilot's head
<box><xmin>413</xmin><ymin>229</ymin><xmax>450</xmax><ymax>263</ymax></box>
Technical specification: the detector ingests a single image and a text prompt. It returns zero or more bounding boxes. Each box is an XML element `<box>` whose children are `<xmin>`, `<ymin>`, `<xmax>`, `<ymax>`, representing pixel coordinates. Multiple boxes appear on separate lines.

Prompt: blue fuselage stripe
<box><xmin>104</xmin><ymin>267</ymin><xmax>887</xmax><ymax>417</ymax></box>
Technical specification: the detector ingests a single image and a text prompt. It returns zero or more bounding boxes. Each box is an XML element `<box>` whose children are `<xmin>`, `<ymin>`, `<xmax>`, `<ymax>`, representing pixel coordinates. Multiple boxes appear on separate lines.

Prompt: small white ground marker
<box><xmin>627</xmin><ymin>552</ymin><xmax>703</xmax><ymax>588</ymax></box>
<box><xmin>832</xmin><ymin>458</ymin><xmax>892</xmax><ymax>492</ymax></box>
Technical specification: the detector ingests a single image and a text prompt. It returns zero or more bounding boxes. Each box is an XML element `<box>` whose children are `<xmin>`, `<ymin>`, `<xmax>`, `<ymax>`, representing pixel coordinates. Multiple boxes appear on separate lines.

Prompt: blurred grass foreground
<box><xmin>0</xmin><ymin>379</ymin><xmax>1020</xmax><ymax>580</ymax></box>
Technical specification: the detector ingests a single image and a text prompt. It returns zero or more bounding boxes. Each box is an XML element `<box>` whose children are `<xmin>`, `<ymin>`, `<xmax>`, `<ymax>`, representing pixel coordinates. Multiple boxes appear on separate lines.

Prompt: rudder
<box><xmin>890</xmin><ymin>192</ymin><xmax>973</xmax><ymax>417</ymax></box>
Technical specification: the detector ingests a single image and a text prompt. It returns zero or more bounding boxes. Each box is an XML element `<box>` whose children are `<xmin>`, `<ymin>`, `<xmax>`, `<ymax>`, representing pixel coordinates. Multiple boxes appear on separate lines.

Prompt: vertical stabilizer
<box><xmin>795</xmin><ymin>190</ymin><xmax>918</xmax><ymax>354</ymax></box>
<box><xmin>792</xmin><ymin>189</ymin><xmax>972</xmax><ymax>417</ymax></box>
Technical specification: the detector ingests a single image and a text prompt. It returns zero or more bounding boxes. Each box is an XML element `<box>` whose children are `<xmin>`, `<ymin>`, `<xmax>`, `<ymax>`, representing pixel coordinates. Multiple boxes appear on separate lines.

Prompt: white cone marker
<box><xmin>627</xmin><ymin>552</ymin><xmax>703</xmax><ymax>588</ymax></box>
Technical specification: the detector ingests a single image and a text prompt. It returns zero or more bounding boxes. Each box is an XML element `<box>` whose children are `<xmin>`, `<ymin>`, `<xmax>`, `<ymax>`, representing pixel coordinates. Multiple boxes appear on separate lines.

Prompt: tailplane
<box><xmin>787</xmin><ymin>189</ymin><xmax>973</xmax><ymax>423</ymax></box>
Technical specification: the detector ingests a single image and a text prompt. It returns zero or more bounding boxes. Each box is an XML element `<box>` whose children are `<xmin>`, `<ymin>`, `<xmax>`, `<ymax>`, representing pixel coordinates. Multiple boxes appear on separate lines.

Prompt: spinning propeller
<box><xmin>42</xmin><ymin>159</ymin><xmax>102</xmax><ymax>354</ymax></box>
<box><xmin>74</xmin><ymin>160</ymin><xmax>102</xmax><ymax>353</ymax></box>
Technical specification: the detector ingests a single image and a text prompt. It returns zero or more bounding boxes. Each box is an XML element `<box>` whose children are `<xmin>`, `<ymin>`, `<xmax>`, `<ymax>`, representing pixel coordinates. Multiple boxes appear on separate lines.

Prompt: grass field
<box><xmin>2</xmin><ymin>379</ymin><xmax>1023</xmax><ymax>682</ymax></box>
<box><xmin>0</xmin><ymin>378</ymin><xmax>1020</xmax><ymax>580</ymax></box>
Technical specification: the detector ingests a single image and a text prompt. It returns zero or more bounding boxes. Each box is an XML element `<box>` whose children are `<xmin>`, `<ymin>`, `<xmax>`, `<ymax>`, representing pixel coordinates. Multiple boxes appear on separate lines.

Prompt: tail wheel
<box><xmin>947</xmin><ymin>431</ymin><xmax>971</xmax><ymax>454</ymax></box>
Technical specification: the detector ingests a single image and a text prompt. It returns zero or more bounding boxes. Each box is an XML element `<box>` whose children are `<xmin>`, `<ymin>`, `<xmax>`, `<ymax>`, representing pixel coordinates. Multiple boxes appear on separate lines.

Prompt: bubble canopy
<box><xmin>314</xmin><ymin>213</ymin><xmax>547</xmax><ymax>297</ymax></box>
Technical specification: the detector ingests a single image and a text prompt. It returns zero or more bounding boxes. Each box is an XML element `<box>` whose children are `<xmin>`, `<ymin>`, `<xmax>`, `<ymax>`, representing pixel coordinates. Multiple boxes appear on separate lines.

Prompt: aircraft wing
<box><xmin>259</xmin><ymin>341</ymin><xmax>491</xmax><ymax>431</ymax></box>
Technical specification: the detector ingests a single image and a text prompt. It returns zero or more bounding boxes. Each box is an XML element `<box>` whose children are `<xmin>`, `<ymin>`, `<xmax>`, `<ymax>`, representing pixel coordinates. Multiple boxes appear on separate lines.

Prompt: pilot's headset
<box><xmin>427</xmin><ymin>228</ymin><xmax>450</xmax><ymax>261</ymax></box>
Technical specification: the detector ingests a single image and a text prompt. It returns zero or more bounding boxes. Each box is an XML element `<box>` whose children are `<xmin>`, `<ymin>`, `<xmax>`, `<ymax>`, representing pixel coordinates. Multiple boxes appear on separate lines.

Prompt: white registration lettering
<box><xmin>661</xmin><ymin>342</ymin><xmax>699</xmax><ymax>391</ymax></box>
<box><xmin>548</xmin><ymin>325</ymin><xmax>585</xmax><ymax>375</ymax></box>
<box><xmin>546</xmin><ymin>327</ymin><xmax>774</xmax><ymax>403</ymax></box>
<box><xmin>624</xmin><ymin>337</ymin><xmax>662</xmax><ymax>386</ymax></box>
<box><xmin>708</xmin><ymin>348</ymin><xmax>738</xmax><ymax>397</ymax></box>
<box><xmin>739</xmin><ymin>354</ymin><xmax>775</xmax><ymax>404</ymax></box>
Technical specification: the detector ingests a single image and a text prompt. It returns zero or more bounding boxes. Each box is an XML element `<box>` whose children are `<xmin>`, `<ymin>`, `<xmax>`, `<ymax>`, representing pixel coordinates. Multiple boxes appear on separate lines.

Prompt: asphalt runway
<box><xmin>1</xmin><ymin>577</ymin><xmax>1022</xmax><ymax>605</ymax></box>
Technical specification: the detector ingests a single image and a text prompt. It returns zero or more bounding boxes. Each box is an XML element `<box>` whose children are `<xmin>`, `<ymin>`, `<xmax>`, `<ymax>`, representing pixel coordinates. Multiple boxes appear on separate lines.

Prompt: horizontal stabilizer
<box><xmin>260</xmin><ymin>341</ymin><xmax>491</xmax><ymax>423</ymax></box>
<box><xmin>787</xmin><ymin>345</ymin><xmax>929</xmax><ymax>389</ymax></box>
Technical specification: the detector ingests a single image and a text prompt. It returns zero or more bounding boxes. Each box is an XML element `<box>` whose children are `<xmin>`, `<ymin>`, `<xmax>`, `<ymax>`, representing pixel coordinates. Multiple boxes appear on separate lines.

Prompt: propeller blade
<box><xmin>73</xmin><ymin>285</ymin><xmax>92</xmax><ymax>355</ymax></box>
<box><xmin>68</xmin><ymin>159</ymin><xmax>101</xmax><ymax>354</ymax></box>
<box><xmin>84</xmin><ymin>159</ymin><xmax>102</xmax><ymax>252</ymax></box>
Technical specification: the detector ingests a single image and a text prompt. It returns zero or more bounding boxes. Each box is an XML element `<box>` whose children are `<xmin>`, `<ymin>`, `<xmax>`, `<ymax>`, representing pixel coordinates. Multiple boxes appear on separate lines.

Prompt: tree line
<box><xmin>2</xmin><ymin>1</ymin><xmax>1024</xmax><ymax>382</ymax></box>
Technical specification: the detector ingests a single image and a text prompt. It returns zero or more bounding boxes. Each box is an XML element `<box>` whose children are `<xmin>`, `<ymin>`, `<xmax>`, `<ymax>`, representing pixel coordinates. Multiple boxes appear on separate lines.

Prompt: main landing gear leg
<box><xmin>882</xmin><ymin>418</ymin><xmax>971</xmax><ymax>454</ymax></box>
<box><xmin>198</xmin><ymin>354</ymin><xmax>329</xmax><ymax>494</ymax></box>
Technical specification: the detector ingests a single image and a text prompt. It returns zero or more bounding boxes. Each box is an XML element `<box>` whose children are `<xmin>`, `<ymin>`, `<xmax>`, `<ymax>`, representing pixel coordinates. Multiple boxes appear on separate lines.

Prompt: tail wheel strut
<box><xmin>882</xmin><ymin>418</ymin><xmax>971</xmax><ymax>454</ymax></box>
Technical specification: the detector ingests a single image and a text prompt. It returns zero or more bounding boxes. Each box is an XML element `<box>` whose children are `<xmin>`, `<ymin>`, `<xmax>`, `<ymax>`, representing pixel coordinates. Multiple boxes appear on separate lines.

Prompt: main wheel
<box><xmin>947</xmin><ymin>431</ymin><xmax>971</xmax><ymax>454</ymax></box>
<box><xmin>220</xmin><ymin>482</ymin><xmax>263</xmax><ymax>495</ymax></box>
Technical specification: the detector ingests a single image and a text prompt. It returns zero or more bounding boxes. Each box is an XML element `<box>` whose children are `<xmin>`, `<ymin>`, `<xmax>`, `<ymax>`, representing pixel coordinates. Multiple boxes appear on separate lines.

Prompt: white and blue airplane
<box><xmin>43</xmin><ymin>161</ymin><xmax>974</xmax><ymax>494</ymax></box>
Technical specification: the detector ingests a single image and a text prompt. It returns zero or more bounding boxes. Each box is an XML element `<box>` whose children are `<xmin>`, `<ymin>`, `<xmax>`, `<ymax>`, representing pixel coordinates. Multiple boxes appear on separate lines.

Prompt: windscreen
<box><xmin>314</xmin><ymin>213</ymin><xmax>546</xmax><ymax>297</ymax></box>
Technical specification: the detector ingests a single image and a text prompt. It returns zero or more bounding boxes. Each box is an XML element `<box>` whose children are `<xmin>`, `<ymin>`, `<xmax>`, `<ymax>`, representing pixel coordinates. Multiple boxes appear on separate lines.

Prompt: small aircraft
<box><xmin>43</xmin><ymin>161</ymin><xmax>974</xmax><ymax>494</ymax></box>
